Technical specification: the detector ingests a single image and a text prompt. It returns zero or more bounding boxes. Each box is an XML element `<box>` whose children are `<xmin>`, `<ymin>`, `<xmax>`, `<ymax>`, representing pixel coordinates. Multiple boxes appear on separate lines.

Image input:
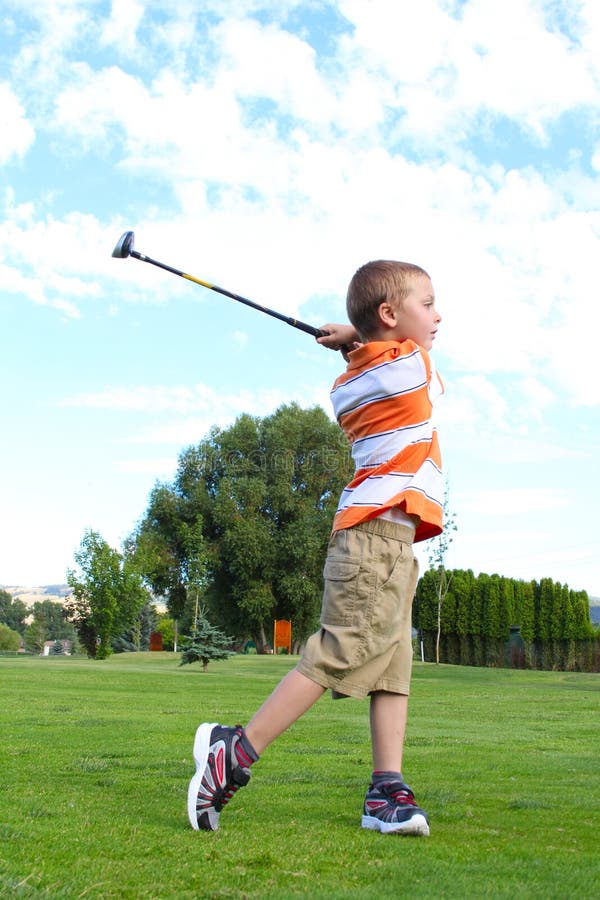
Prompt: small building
<box><xmin>42</xmin><ymin>640</ymin><xmax>72</xmax><ymax>656</ymax></box>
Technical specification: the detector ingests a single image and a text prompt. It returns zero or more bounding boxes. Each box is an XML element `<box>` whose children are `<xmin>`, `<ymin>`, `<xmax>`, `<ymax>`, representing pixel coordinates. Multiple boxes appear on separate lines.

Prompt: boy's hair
<box><xmin>346</xmin><ymin>260</ymin><xmax>429</xmax><ymax>340</ymax></box>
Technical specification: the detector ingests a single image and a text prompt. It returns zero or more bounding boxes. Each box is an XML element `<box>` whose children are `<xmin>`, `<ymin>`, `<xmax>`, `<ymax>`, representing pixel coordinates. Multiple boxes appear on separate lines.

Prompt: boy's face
<box><xmin>388</xmin><ymin>275</ymin><xmax>441</xmax><ymax>350</ymax></box>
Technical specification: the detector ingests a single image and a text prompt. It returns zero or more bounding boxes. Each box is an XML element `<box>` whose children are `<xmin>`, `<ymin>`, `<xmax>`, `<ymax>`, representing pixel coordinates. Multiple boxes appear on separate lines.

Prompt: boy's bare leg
<box><xmin>245</xmin><ymin>668</ymin><xmax>326</xmax><ymax>754</ymax></box>
<box><xmin>188</xmin><ymin>668</ymin><xmax>324</xmax><ymax>831</ymax></box>
<box><xmin>363</xmin><ymin>690</ymin><xmax>429</xmax><ymax>835</ymax></box>
<box><xmin>369</xmin><ymin>690</ymin><xmax>408</xmax><ymax>771</ymax></box>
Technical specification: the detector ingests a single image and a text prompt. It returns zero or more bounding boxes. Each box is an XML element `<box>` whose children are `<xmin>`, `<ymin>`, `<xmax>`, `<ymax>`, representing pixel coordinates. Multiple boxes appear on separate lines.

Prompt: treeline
<box><xmin>0</xmin><ymin>591</ymin><xmax>78</xmax><ymax>653</ymax></box>
<box><xmin>414</xmin><ymin>569</ymin><xmax>599</xmax><ymax>672</ymax></box>
<box><xmin>0</xmin><ymin>586</ymin><xmax>158</xmax><ymax>656</ymax></box>
<box><xmin>5</xmin><ymin>404</ymin><xmax>597</xmax><ymax>671</ymax></box>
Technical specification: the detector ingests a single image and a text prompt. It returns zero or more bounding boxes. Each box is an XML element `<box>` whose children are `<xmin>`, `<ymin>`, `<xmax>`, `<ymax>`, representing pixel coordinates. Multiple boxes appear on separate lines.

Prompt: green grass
<box><xmin>1</xmin><ymin>654</ymin><xmax>598</xmax><ymax>899</ymax></box>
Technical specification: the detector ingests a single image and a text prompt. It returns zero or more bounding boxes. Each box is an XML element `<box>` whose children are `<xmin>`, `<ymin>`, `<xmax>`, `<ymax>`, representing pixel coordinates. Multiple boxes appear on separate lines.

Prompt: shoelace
<box><xmin>389</xmin><ymin>787</ymin><xmax>417</xmax><ymax>807</ymax></box>
<box><xmin>214</xmin><ymin>764</ymin><xmax>251</xmax><ymax>811</ymax></box>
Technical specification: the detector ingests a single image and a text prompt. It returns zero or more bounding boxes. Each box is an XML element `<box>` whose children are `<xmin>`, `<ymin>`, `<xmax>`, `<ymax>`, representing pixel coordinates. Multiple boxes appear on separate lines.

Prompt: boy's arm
<box><xmin>316</xmin><ymin>323</ymin><xmax>362</xmax><ymax>357</ymax></box>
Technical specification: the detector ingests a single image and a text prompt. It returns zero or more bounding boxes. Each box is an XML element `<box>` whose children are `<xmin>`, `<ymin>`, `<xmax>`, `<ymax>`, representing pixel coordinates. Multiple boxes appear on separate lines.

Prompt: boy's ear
<box><xmin>377</xmin><ymin>300</ymin><xmax>398</xmax><ymax>329</ymax></box>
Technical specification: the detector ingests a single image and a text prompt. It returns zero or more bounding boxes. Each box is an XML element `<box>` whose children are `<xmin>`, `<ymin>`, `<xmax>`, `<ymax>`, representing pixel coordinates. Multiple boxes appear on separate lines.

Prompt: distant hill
<box><xmin>1</xmin><ymin>585</ymin><xmax>71</xmax><ymax>607</ymax></box>
<box><xmin>589</xmin><ymin>597</ymin><xmax>600</xmax><ymax>625</ymax></box>
<box><xmin>1</xmin><ymin>584</ymin><xmax>166</xmax><ymax>614</ymax></box>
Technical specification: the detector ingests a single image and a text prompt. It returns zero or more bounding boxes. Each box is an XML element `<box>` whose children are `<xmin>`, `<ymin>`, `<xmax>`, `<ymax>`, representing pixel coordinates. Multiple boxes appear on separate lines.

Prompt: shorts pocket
<box><xmin>321</xmin><ymin>557</ymin><xmax>361</xmax><ymax>626</ymax></box>
<box><xmin>369</xmin><ymin>545</ymin><xmax>417</xmax><ymax>636</ymax></box>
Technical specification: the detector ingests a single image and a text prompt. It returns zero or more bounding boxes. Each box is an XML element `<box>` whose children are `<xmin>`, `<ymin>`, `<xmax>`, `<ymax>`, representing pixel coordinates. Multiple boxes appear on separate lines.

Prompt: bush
<box><xmin>0</xmin><ymin>623</ymin><xmax>21</xmax><ymax>652</ymax></box>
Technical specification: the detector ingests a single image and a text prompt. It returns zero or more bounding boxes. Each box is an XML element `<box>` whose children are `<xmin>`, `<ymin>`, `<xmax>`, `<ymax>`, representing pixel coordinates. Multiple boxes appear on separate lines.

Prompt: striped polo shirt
<box><xmin>330</xmin><ymin>340</ymin><xmax>444</xmax><ymax>543</ymax></box>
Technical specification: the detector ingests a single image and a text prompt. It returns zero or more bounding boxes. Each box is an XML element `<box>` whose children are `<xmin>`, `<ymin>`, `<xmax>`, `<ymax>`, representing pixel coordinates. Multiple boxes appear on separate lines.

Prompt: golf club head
<box><xmin>112</xmin><ymin>231</ymin><xmax>135</xmax><ymax>258</ymax></box>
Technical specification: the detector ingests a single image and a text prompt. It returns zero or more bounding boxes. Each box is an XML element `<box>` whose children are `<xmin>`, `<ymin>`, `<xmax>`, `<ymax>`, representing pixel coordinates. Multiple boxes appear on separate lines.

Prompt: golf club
<box><xmin>112</xmin><ymin>230</ymin><xmax>326</xmax><ymax>339</ymax></box>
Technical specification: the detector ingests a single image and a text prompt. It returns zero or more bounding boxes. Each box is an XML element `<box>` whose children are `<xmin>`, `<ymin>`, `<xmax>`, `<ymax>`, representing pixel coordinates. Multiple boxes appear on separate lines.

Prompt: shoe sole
<box><xmin>187</xmin><ymin>722</ymin><xmax>218</xmax><ymax>831</ymax></box>
<box><xmin>361</xmin><ymin>813</ymin><xmax>430</xmax><ymax>836</ymax></box>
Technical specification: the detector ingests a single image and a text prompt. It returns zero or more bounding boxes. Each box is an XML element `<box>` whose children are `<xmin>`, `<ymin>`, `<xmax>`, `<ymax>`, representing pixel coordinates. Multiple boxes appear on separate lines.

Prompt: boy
<box><xmin>187</xmin><ymin>260</ymin><xmax>443</xmax><ymax>836</ymax></box>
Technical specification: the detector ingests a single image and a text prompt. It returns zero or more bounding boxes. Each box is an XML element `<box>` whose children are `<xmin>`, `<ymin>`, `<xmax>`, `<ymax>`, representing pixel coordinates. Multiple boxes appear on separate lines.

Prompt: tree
<box><xmin>537</xmin><ymin>578</ymin><xmax>554</xmax><ymax>642</ymax></box>
<box><xmin>112</xmin><ymin>599</ymin><xmax>158</xmax><ymax>653</ymax></box>
<box><xmin>179</xmin><ymin>611</ymin><xmax>234</xmax><ymax>672</ymax></box>
<box><xmin>413</xmin><ymin>569</ymin><xmax>440</xmax><ymax>630</ymax></box>
<box><xmin>127</xmin><ymin>488</ymin><xmax>210</xmax><ymax>648</ymax></box>
<box><xmin>65</xmin><ymin>530</ymin><xmax>149</xmax><ymax>659</ymax></box>
<box><xmin>0</xmin><ymin>590</ymin><xmax>28</xmax><ymax>635</ymax></box>
<box><xmin>31</xmin><ymin>599</ymin><xmax>76</xmax><ymax>643</ymax></box>
<box><xmin>517</xmin><ymin>580</ymin><xmax>536</xmax><ymax>666</ymax></box>
<box><xmin>426</xmin><ymin>482</ymin><xmax>457</xmax><ymax>664</ymax></box>
<box><xmin>132</xmin><ymin>404</ymin><xmax>353</xmax><ymax>651</ymax></box>
<box><xmin>0</xmin><ymin>622</ymin><xmax>21</xmax><ymax>651</ymax></box>
<box><xmin>571</xmin><ymin>590</ymin><xmax>594</xmax><ymax>640</ymax></box>
<box><xmin>452</xmin><ymin>569</ymin><xmax>476</xmax><ymax>665</ymax></box>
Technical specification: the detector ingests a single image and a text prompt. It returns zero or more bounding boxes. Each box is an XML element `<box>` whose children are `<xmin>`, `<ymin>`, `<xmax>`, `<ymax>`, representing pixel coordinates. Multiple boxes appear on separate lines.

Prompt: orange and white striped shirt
<box><xmin>331</xmin><ymin>340</ymin><xmax>444</xmax><ymax>543</ymax></box>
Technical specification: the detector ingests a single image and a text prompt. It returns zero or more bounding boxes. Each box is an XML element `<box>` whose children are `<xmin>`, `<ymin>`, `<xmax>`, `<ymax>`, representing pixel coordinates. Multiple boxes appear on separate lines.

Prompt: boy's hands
<box><xmin>316</xmin><ymin>324</ymin><xmax>362</xmax><ymax>359</ymax></box>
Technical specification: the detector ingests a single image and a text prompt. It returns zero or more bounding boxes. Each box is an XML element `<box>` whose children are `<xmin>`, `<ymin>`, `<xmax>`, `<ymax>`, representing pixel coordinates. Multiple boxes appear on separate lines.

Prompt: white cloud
<box><xmin>1</xmin><ymin>2</ymin><xmax>598</xmax><ymax>415</ymax></box>
<box><xmin>232</xmin><ymin>330</ymin><xmax>249</xmax><ymax>348</ymax></box>
<box><xmin>0</xmin><ymin>263</ymin><xmax>81</xmax><ymax>317</ymax></box>
<box><xmin>58</xmin><ymin>383</ymin><xmax>222</xmax><ymax>414</ymax></box>
<box><xmin>113</xmin><ymin>458</ymin><xmax>177</xmax><ymax>476</ymax></box>
<box><xmin>460</xmin><ymin>486</ymin><xmax>571</xmax><ymax>515</ymax></box>
<box><xmin>216</xmin><ymin>17</ymin><xmax>335</xmax><ymax>126</ymax></box>
<box><xmin>58</xmin><ymin>380</ymin><xmax>324</xmax><ymax>417</ymax></box>
<box><xmin>2</xmin><ymin>0</ymin><xmax>600</xmax><ymax>597</ymax></box>
<box><xmin>0</xmin><ymin>83</ymin><xmax>35</xmax><ymax>163</ymax></box>
<box><xmin>100</xmin><ymin>0</ymin><xmax>145</xmax><ymax>57</ymax></box>
<box><xmin>338</xmin><ymin>0</ymin><xmax>600</xmax><ymax>142</ymax></box>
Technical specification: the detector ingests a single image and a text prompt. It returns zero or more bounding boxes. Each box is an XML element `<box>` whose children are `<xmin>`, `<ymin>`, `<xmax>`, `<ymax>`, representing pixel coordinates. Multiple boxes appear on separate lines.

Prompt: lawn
<box><xmin>1</xmin><ymin>653</ymin><xmax>598</xmax><ymax>898</ymax></box>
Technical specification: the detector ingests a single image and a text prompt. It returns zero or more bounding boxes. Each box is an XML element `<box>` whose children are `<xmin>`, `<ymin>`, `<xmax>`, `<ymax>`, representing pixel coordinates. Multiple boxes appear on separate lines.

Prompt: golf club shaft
<box><xmin>130</xmin><ymin>249</ymin><xmax>324</xmax><ymax>338</ymax></box>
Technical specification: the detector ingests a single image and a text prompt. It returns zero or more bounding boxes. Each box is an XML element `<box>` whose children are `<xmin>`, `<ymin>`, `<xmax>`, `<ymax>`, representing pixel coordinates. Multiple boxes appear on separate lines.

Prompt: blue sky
<box><xmin>1</xmin><ymin>0</ymin><xmax>599</xmax><ymax>596</ymax></box>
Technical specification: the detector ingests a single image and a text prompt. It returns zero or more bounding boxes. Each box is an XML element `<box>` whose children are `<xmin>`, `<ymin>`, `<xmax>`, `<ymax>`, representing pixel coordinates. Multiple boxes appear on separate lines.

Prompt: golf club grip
<box><xmin>132</xmin><ymin>250</ymin><xmax>324</xmax><ymax>337</ymax></box>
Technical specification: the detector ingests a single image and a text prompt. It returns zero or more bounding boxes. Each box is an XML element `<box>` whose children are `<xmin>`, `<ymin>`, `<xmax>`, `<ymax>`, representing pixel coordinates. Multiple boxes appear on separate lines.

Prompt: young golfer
<box><xmin>188</xmin><ymin>260</ymin><xmax>444</xmax><ymax>836</ymax></box>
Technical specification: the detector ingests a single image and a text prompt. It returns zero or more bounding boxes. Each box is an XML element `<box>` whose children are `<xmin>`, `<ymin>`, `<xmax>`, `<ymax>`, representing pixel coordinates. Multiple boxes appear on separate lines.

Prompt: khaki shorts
<box><xmin>297</xmin><ymin>517</ymin><xmax>419</xmax><ymax>699</ymax></box>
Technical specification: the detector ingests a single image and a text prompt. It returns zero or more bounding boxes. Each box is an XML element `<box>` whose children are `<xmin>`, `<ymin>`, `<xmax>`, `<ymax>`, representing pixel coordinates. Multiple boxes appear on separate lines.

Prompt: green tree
<box><xmin>452</xmin><ymin>569</ymin><xmax>476</xmax><ymax>665</ymax></box>
<box><xmin>112</xmin><ymin>599</ymin><xmax>158</xmax><ymax>652</ymax></box>
<box><xmin>24</xmin><ymin>618</ymin><xmax>46</xmax><ymax>655</ymax></box>
<box><xmin>518</xmin><ymin>581</ymin><xmax>536</xmax><ymax>667</ymax></box>
<box><xmin>31</xmin><ymin>599</ymin><xmax>77</xmax><ymax>643</ymax></box>
<box><xmin>0</xmin><ymin>622</ymin><xmax>21</xmax><ymax>651</ymax></box>
<box><xmin>499</xmin><ymin>578</ymin><xmax>514</xmax><ymax>632</ymax></box>
<box><xmin>483</xmin><ymin>574</ymin><xmax>507</xmax><ymax>666</ymax></box>
<box><xmin>179</xmin><ymin>611</ymin><xmax>234</xmax><ymax>672</ymax></box>
<box><xmin>551</xmin><ymin>583</ymin><xmax>569</xmax><ymax>642</ymax></box>
<box><xmin>453</xmin><ymin>570</ymin><xmax>474</xmax><ymax>637</ymax></box>
<box><xmin>413</xmin><ymin>569</ymin><xmax>440</xmax><ymax>632</ymax></box>
<box><xmin>571</xmin><ymin>590</ymin><xmax>594</xmax><ymax>639</ymax></box>
<box><xmin>483</xmin><ymin>575</ymin><xmax>501</xmax><ymax>640</ymax></box>
<box><xmin>65</xmin><ymin>530</ymin><xmax>148</xmax><ymax>659</ymax></box>
<box><xmin>132</xmin><ymin>404</ymin><xmax>352</xmax><ymax>651</ymax></box>
<box><xmin>0</xmin><ymin>590</ymin><xmax>28</xmax><ymax>635</ymax></box>
<box><xmin>537</xmin><ymin>578</ymin><xmax>554</xmax><ymax>642</ymax></box>
<box><xmin>128</xmin><ymin>488</ymin><xmax>210</xmax><ymax>647</ymax></box>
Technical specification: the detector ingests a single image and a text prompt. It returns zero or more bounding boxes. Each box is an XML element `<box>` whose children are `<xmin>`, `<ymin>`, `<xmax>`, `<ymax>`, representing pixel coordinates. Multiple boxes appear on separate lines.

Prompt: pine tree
<box><xmin>537</xmin><ymin>578</ymin><xmax>554</xmax><ymax>642</ymax></box>
<box><xmin>454</xmin><ymin>569</ymin><xmax>475</xmax><ymax>665</ymax></box>
<box><xmin>179</xmin><ymin>611</ymin><xmax>234</xmax><ymax>672</ymax></box>
<box><xmin>499</xmin><ymin>577</ymin><xmax>514</xmax><ymax>633</ymax></box>
<box><xmin>518</xmin><ymin>581</ymin><xmax>536</xmax><ymax>667</ymax></box>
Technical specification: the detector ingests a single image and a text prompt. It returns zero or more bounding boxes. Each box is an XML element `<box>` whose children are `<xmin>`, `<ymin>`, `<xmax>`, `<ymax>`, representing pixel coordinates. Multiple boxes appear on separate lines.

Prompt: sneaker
<box><xmin>187</xmin><ymin>723</ymin><xmax>253</xmax><ymax>831</ymax></box>
<box><xmin>361</xmin><ymin>781</ymin><xmax>430</xmax><ymax>836</ymax></box>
